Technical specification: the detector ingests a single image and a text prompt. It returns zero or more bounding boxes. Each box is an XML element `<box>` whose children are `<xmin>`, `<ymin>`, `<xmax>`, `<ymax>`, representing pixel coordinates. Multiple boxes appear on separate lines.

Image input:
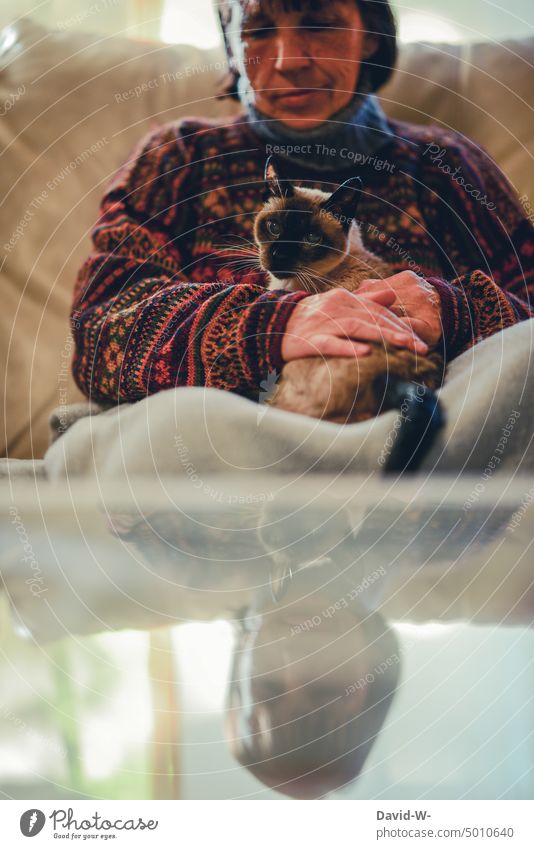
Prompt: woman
<box><xmin>70</xmin><ymin>0</ymin><xmax>533</xmax><ymax>406</ymax></box>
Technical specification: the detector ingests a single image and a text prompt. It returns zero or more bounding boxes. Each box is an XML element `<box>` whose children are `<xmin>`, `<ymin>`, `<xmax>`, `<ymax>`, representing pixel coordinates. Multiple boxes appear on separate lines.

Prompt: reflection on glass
<box><xmin>225</xmin><ymin>570</ymin><xmax>400</xmax><ymax>799</ymax></box>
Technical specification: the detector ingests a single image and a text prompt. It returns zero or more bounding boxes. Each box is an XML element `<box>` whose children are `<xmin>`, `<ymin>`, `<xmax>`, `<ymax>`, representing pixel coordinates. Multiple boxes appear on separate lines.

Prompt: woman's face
<box><xmin>229</xmin><ymin>0</ymin><xmax>378</xmax><ymax>130</ymax></box>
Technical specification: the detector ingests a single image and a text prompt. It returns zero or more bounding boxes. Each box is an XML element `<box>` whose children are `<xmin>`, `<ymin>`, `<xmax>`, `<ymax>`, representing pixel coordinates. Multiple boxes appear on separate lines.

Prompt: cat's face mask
<box><xmin>254</xmin><ymin>156</ymin><xmax>364</xmax><ymax>289</ymax></box>
<box><xmin>224</xmin><ymin>0</ymin><xmax>379</xmax><ymax>130</ymax></box>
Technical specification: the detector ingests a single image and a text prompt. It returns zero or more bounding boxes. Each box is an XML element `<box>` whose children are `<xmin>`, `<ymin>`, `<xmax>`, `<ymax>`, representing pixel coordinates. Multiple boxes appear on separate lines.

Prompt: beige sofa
<box><xmin>1</xmin><ymin>17</ymin><xmax>533</xmax><ymax>460</ymax></box>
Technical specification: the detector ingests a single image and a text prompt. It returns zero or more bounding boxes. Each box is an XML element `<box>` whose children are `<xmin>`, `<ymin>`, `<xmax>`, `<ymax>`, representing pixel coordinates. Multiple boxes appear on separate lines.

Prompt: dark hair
<box><xmin>215</xmin><ymin>0</ymin><xmax>397</xmax><ymax>100</ymax></box>
<box><xmin>225</xmin><ymin>606</ymin><xmax>400</xmax><ymax>798</ymax></box>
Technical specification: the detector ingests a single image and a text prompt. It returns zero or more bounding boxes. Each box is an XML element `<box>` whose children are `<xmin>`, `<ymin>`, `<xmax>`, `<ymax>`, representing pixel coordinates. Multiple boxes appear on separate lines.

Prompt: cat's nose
<box><xmin>270</xmin><ymin>244</ymin><xmax>292</xmax><ymax>262</ymax></box>
<box><xmin>269</xmin><ymin>242</ymin><xmax>296</xmax><ymax>278</ymax></box>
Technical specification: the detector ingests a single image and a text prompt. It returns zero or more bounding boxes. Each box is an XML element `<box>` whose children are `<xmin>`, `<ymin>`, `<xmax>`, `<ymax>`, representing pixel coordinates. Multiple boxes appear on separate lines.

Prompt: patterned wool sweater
<box><xmin>71</xmin><ymin>113</ymin><xmax>534</xmax><ymax>405</ymax></box>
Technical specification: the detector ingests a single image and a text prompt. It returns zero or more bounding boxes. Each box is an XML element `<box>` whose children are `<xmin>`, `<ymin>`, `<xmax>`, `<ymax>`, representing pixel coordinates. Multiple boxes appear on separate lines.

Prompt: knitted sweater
<box><xmin>71</xmin><ymin>113</ymin><xmax>534</xmax><ymax>405</ymax></box>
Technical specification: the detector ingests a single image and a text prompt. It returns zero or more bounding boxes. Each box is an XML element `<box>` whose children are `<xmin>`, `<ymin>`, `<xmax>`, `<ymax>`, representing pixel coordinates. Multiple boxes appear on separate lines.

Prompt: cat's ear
<box><xmin>264</xmin><ymin>155</ymin><xmax>294</xmax><ymax>198</ymax></box>
<box><xmin>321</xmin><ymin>176</ymin><xmax>363</xmax><ymax>225</ymax></box>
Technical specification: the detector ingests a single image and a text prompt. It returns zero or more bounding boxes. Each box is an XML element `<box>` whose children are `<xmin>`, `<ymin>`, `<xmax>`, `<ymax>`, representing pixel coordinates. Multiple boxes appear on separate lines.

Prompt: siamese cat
<box><xmin>253</xmin><ymin>156</ymin><xmax>444</xmax><ymax>432</ymax></box>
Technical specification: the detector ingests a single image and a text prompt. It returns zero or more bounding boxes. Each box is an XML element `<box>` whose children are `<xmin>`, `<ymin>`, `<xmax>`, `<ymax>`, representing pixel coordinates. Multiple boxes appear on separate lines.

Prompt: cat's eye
<box><xmin>266</xmin><ymin>219</ymin><xmax>281</xmax><ymax>238</ymax></box>
<box><xmin>305</xmin><ymin>232</ymin><xmax>322</xmax><ymax>245</ymax></box>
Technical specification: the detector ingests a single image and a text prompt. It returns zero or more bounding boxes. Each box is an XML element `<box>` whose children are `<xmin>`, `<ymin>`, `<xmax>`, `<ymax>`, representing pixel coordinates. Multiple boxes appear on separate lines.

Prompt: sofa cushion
<box><xmin>379</xmin><ymin>37</ymin><xmax>534</xmax><ymax>202</ymax></box>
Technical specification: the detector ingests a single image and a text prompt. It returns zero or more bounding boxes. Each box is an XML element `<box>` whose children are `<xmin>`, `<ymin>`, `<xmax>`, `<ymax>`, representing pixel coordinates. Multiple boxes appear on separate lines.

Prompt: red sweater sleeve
<box><xmin>70</xmin><ymin>122</ymin><xmax>309</xmax><ymax>405</ymax></box>
<box><xmin>420</xmin><ymin>134</ymin><xmax>534</xmax><ymax>359</ymax></box>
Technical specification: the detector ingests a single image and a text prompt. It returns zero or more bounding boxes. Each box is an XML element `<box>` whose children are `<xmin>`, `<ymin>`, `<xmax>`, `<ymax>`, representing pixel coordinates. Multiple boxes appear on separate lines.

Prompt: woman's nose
<box><xmin>273</xmin><ymin>28</ymin><xmax>312</xmax><ymax>73</ymax></box>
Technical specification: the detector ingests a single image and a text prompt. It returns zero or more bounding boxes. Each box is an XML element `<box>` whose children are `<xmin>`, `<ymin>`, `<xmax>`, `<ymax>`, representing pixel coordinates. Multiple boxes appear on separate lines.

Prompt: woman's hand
<box><xmin>357</xmin><ymin>271</ymin><xmax>443</xmax><ymax>347</ymax></box>
<box><xmin>280</xmin><ymin>286</ymin><xmax>429</xmax><ymax>362</ymax></box>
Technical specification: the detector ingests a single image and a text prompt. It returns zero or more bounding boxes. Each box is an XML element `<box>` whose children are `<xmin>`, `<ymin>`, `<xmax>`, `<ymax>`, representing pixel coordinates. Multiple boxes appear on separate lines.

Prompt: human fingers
<box><xmin>324</xmin><ymin>289</ymin><xmax>419</xmax><ymax>334</ymax></box>
<box><xmin>334</xmin><ymin>317</ymin><xmax>429</xmax><ymax>353</ymax></box>
<box><xmin>355</xmin><ymin>287</ymin><xmax>397</xmax><ymax>306</ymax></box>
<box><xmin>305</xmin><ymin>335</ymin><xmax>372</xmax><ymax>358</ymax></box>
<box><xmin>396</xmin><ymin>316</ymin><xmax>442</xmax><ymax>346</ymax></box>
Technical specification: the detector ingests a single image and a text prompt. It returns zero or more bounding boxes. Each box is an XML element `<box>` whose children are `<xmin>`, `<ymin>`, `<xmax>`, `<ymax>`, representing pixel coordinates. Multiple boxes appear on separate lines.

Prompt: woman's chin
<box><xmin>256</xmin><ymin>99</ymin><xmax>332</xmax><ymax>130</ymax></box>
<box><xmin>268</xmin><ymin>113</ymin><xmax>330</xmax><ymax>131</ymax></box>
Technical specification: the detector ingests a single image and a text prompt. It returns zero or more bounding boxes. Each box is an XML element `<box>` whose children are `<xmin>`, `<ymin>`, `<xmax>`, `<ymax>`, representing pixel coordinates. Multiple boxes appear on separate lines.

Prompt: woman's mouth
<box><xmin>272</xmin><ymin>88</ymin><xmax>325</xmax><ymax>108</ymax></box>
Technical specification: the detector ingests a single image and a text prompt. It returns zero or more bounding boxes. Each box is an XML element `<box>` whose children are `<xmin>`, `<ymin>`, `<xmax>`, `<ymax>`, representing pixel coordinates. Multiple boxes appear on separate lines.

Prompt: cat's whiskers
<box><xmin>221</xmin><ymin>257</ymin><xmax>260</xmax><ymax>270</ymax></box>
<box><xmin>300</xmin><ymin>265</ymin><xmax>338</xmax><ymax>292</ymax></box>
<box><xmin>208</xmin><ymin>239</ymin><xmax>261</xmax><ymax>271</ymax></box>
<box><xmin>214</xmin><ymin>234</ymin><xmax>259</xmax><ymax>252</ymax></box>
<box><xmin>219</xmin><ymin>257</ymin><xmax>264</xmax><ymax>275</ymax></box>
<box><xmin>212</xmin><ymin>245</ymin><xmax>258</xmax><ymax>257</ymax></box>
<box><xmin>299</xmin><ymin>269</ymin><xmax>320</xmax><ymax>293</ymax></box>
<box><xmin>214</xmin><ymin>255</ymin><xmax>259</xmax><ymax>269</ymax></box>
<box><xmin>294</xmin><ymin>270</ymin><xmax>314</xmax><ymax>293</ymax></box>
<box><xmin>228</xmin><ymin>233</ymin><xmax>258</xmax><ymax>248</ymax></box>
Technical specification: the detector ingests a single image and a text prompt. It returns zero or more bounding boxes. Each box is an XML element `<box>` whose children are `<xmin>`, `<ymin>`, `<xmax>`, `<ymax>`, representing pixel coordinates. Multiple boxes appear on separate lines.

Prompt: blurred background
<box><xmin>0</xmin><ymin>0</ymin><xmax>533</xmax><ymax>46</ymax></box>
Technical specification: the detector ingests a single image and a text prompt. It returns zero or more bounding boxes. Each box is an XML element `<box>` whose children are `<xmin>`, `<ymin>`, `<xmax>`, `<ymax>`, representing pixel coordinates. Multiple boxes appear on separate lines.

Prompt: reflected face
<box><xmin>225</xmin><ymin>587</ymin><xmax>400</xmax><ymax>798</ymax></box>
<box><xmin>228</xmin><ymin>0</ymin><xmax>378</xmax><ymax>129</ymax></box>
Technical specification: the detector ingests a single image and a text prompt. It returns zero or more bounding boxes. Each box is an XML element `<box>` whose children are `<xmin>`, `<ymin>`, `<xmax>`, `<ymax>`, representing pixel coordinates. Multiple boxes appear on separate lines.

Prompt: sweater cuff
<box><xmin>239</xmin><ymin>289</ymin><xmax>312</xmax><ymax>390</ymax></box>
<box><xmin>427</xmin><ymin>276</ymin><xmax>474</xmax><ymax>359</ymax></box>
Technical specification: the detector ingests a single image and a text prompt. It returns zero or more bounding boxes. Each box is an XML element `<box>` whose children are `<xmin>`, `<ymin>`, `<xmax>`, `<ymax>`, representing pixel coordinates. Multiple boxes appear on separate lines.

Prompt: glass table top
<box><xmin>0</xmin><ymin>474</ymin><xmax>533</xmax><ymax>799</ymax></box>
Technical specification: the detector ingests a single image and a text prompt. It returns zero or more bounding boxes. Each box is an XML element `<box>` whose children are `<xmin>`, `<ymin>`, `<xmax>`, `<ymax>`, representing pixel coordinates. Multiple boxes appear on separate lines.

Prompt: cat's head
<box><xmin>254</xmin><ymin>156</ymin><xmax>363</xmax><ymax>292</ymax></box>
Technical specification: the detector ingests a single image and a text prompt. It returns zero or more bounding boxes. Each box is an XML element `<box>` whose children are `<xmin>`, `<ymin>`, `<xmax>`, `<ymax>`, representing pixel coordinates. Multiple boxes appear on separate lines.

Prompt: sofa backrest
<box><xmin>1</xmin><ymin>17</ymin><xmax>533</xmax><ymax>458</ymax></box>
